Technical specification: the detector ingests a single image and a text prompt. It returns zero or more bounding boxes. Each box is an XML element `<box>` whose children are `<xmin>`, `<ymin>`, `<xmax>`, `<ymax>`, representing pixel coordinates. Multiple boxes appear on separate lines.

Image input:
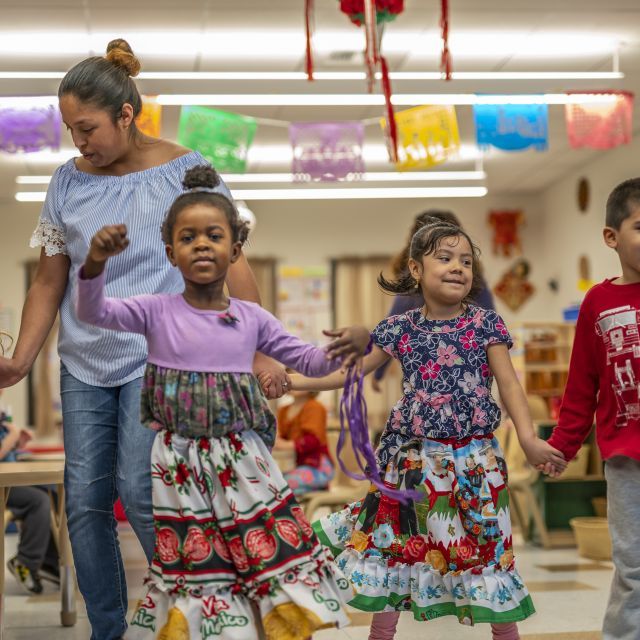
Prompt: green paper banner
<box><xmin>177</xmin><ymin>106</ymin><xmax>257</xmax><ymax>172</ymax></box>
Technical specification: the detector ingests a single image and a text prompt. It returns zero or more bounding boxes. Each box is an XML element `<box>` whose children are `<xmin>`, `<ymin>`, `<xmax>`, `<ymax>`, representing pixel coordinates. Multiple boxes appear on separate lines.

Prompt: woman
<box><xmin>0</xmin><ymin>39</ymin><xmax>285</xmax><ymax>640</ymax></box>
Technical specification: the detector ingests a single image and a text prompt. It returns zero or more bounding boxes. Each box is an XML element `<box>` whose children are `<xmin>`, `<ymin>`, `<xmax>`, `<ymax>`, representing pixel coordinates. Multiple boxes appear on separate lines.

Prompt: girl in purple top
<box><xmin>76</xmin><ymin>166</ymin><xmax>370</xmax><ymax>640</ymax></box>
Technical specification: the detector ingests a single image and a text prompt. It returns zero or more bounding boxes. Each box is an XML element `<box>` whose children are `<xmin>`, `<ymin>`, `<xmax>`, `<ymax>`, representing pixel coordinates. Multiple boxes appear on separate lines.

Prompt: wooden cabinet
<box><xmin>511</xmin><ymin>322</ymin><xmax>576</xmax><ymax>419</ymax></box>
<box><xmin>510</xmin><ymin>322</ymin><xmax>607</xmax><ymax>546</ymax></box>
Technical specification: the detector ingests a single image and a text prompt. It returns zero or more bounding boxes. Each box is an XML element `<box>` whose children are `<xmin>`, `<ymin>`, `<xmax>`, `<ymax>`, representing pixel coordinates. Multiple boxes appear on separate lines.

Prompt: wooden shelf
<box><xmin>544</xmin><ymin>474</ymin><xmax>605</xmax><ymax>483</ymax></box>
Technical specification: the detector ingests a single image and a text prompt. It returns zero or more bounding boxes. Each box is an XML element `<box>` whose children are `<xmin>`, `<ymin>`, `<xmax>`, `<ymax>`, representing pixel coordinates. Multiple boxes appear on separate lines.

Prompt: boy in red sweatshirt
<box><xmin>546</xmin><ymin>177</ymin><xmax>640</xmax><ymax>640</ymax></box>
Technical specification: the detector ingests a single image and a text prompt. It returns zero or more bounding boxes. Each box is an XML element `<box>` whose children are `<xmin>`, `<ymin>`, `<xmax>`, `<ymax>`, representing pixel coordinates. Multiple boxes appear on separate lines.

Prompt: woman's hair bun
<box><xmin>182</xmin><ymin>165</ymin><xmax>221</xmax><ymax>191</ymax></box>
<box><xmin>105</xmin><ymin>39</ymin><xmax>141</xmax><ymax>77</ymax></box>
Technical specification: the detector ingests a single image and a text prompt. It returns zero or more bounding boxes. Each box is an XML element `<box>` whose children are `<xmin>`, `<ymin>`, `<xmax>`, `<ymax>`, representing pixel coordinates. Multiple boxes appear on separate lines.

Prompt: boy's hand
<box><xmin>324</xmin><ymin>326</ymin><xmax>371</xmax><ymax>369</ymax></box>
<box><xmin>521</xmin><ymin>436</ymin><xmax>567</xmax><ymax>478</ymax></box>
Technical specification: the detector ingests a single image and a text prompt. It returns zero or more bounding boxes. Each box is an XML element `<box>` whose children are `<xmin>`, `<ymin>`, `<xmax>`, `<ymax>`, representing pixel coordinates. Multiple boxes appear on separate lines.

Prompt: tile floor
<box><xmin>3</xmin><ymin>527</ymin><xmax>612</xmax><ymax>639</ymax></box>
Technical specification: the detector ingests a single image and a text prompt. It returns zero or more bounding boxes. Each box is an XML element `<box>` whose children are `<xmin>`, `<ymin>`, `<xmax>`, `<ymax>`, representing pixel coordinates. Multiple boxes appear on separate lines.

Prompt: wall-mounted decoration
<box><xmin>494</xmin><ymin>259</ymin><xmax>535</xmax><ymax>312</ymax></box>
<box><xmin>474</xmin><ymin>102</ymin><xmax>548</xmax><ymax>151</ymax></box>
<box><xmin>289</xmin><ymin>121</ymin><xmax>365</xmax><ymax>181</ymax></box>
<box><xmin>577</xmin><ymin>177</ymin><xmax>590</xmax><ymax>212</ymax></box>
<box><xmin>177</xmin><ymin>106</ymin><xmax>257</xmax><ymax>173</ymax></box>
<box><xmin>488</xmin><ymin>210</ymin><xmax>524</xmax><ymax>257</ymax></box>
<box><xmin>578</xmin><ymin>255</ymin><xmax>595</xmax><ymax>292</ymax></box>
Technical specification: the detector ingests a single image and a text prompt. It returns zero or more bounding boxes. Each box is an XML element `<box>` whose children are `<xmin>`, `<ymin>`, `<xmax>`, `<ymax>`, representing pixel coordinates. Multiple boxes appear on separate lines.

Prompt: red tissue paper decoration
<box><xmin>565</xmin><ymin>91</ymin><xmax>634</xmax><ymax>150</ymax></box>
<box><xmin>339</xmin><ymin>0</ymin><xmax>404</xmax><ymax>26</ymax></box>
<box><xmin>305</xmin><ymin>0</ymin><xmax>314</xmax><ymax>81</ymax></box>
<box><xmin>440</xmin><ymin>0</ymin><xmax>452</xmax><ymax>80</ymax></box>
<box><xmin>488</xmin><ymin>210</ymin><xmax>524</xmax><ymax>257</ymax></box>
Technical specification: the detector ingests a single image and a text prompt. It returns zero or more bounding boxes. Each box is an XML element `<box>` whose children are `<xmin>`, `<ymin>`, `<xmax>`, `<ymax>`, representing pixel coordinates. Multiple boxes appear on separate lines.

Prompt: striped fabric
<box><xmin>29</xmin><ymin>152</ymin><xmax>231</xmax><ymax>387</ymax></box>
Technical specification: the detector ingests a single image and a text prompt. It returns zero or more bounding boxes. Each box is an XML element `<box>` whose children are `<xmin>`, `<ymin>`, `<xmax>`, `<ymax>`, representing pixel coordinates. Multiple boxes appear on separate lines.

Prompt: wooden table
<box><xmin>0</xmin><ymin>461</ymin><xmax>76</xmax><ymax>637</ymax></box>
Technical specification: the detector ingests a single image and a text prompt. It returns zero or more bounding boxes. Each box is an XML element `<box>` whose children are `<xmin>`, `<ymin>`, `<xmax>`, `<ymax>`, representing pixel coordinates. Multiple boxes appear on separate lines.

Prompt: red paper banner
<box><xmin>565</xmin><ymin>91</ymin><xmax>634</xmax><ymax>150</ymax></box>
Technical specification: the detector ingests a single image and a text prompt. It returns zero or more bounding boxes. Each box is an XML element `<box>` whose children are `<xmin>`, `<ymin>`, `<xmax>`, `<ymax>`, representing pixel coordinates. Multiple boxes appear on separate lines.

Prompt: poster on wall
<box><xmin>277</xmin><ymin>266</ymin><xmax>331</xmax><ymax>346</ymax></box>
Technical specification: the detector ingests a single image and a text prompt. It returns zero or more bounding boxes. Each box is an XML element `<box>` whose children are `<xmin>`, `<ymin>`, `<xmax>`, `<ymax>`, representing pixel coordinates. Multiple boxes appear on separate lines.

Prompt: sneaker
<box><xmin>7</xmin><ymin>557</ymin><xmax>43</xmax><ymax>594</ymax></box>
<box><xmin>39</xmin><ymin>562</ymin><xmax>60</xmax><ymax>586</ymax></box>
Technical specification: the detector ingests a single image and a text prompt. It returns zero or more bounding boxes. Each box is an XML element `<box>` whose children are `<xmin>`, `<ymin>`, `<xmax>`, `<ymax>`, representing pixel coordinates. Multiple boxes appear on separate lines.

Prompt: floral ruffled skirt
<box><xmin>313</xmin><ymin>434</ymin><xmax>535</xmax><ymax>625</ymax></box>
<box><xmin>141</xmin><ymin>365</ymin><xmax>276</xmax><ymax>447</ymax></box>
<box><xmin>126</xmin><ymin>430</ymin><xmax>351</xmax><ymax>640</ymax></box>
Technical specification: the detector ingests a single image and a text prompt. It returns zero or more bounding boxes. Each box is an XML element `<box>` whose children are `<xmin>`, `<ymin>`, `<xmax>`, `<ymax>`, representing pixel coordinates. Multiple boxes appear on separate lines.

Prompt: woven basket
<box><xmin>569</xmin><ymin>517</ymin><xmax>611</xmax><ymax>561</ymax></box>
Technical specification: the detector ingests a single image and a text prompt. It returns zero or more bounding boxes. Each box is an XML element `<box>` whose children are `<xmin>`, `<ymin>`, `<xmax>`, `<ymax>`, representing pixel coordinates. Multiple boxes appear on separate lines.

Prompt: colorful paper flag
<box><xmin>565</xmin><ymin>91</ymin><xmax>634</xmax><ymax>150</ymax></box>
<box><xmin>381</xmin><ymin>104</ymin><xmax>460</xmax><ymax>170</ymax></box>
<box><xmin>289</xmin><ymin>121</ymin><xmax>365</xmax><ymax>181</ymax></box>
<box><xmin>474</xmin><ymin>102</ymin><xmax>548</xmax><ymax>151</ymax></box>
<box><xmin>0</xmin><ymin>102</ymin><xmax>61</xmax><ymax>153</ymax></box>
<box><xmin>177</xmin><ymin>106</ymin><xmax>257</xmax><ymax>172</ymax></box>
<box><xmin>136</xmin><ymin>98</ymin><xmax>162</xmax><ymax>138</ymax></box>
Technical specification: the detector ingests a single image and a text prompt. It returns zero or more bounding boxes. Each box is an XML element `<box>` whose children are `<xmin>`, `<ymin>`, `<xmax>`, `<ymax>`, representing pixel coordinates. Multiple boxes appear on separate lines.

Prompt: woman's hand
<box><xmin>520</xmin><ymin>435</ymin><xmax>567</xmax><ymax>478</ymax></box>
<box><xmin>323</xmin><ymin>325</ymin><xmax>371</xmax><ymax>369</ymax></box>
<box><xmin>0</xmin><ymin>357</ymin><xmax>27</xmax><ymax>388</ymax></box>
<box><xmin>84</xmin><ymin>224</ymin><xmax>129</xmax><ymax>278</ymax></box>
<box><xmin>254</xmin><ymin>353</ymin><xmax>291</xmax><ymax>399</ymax></box>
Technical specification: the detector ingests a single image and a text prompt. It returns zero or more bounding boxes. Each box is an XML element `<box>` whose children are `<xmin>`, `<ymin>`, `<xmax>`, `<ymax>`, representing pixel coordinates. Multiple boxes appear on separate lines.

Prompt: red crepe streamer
<box><xmin>305</xmin><ymin>0</ymin><xmax>314</xmax><ymax>81</ymax></box>
<box><xmin>440</xmin><ymin>0</ymin><xmax>452</xmax><ymax>80</ymax></box>
<box><xmin>379</xmin><ymin>56</ymin><xmax>398</xmax><ymax>163</ymax></box>
<box><xmin>363</xmin><ymin>0</ymin><xmax>379</xmax><ymax>93</ymax></box>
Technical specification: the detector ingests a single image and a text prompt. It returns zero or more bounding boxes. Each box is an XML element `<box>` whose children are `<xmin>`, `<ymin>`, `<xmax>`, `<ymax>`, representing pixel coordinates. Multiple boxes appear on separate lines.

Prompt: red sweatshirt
<box><xmin>548</xmin><ymin>279</ymin><xmax>640</xmax><ymax>462</ymax></box>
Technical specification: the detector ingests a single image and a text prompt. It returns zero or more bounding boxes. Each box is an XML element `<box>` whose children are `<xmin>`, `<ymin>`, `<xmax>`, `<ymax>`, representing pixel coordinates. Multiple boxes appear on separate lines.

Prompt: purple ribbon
<box><xmin>338</xmin><ymin>346</ymin><xmax>422</xmax><ymax>504</ymax></box>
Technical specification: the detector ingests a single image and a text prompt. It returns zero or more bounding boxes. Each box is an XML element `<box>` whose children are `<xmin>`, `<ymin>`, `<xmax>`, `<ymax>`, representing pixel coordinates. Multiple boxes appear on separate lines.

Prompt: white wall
<box><xmin>535</xmin><ymin>139</ymin><xmax>640</xmax><ymax>320</ymax></box>
<box><xmin>3</xmin><ymin>138</ymin><xmax>638</xmax><ymax>427</ymax></box>
<box><xmin>244</xmin><ymin>193</ymin><xmax>549</xmax><ymax>324</ymax></box>
<box><xmin>0</xmin><ymin>198</ymin><xmax>41</xmax><ymax>428</ymax></box>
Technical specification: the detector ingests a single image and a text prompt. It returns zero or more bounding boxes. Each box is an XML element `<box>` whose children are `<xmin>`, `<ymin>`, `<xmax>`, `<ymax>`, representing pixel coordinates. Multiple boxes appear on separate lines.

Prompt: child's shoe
<box><xmin>7</xmin><ymin>557</ymin><xmax>43</xmax><ymax>594</ymax></box>
<box><xmin>39</xmin><ymin>562</ymin><xmax>60</xmax><ymax>586</ymax></box>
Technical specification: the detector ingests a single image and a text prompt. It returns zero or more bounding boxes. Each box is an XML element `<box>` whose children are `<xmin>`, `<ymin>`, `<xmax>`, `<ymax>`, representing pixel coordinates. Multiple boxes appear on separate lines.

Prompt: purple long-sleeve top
<box><xmin>76</xmin><ymin>270</ymin><xmax>340</xmax><ymax>378</ymax></box>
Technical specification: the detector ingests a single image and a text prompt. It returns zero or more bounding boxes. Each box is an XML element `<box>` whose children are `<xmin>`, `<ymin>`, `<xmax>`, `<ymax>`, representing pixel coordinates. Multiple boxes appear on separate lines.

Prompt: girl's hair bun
<box><xmin>105</xmin><ymin>39</ymin><xmax>141</xmax><ymax>77</ymax></box>
<box><xmin>182</xmin><ymin>165</ymin><xmax>221</xmax><ymax>191</ymax></box>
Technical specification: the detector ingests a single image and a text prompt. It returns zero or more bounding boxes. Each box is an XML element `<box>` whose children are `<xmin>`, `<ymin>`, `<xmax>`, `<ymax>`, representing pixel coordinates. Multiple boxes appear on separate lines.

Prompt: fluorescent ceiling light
<box><xmin>7</xmin><ymin>144</ymin><xmax>483</xmax><ymax>166</ymax></box>
<box><xmin>16</xmin><ymin>187</ymin><xmax>487</xmax><ymax>202</ymax></box>
<box><xmin>17</xmin><ymin>170</ymin><xmax>486</xmax><ymax>186</ymax></box>
<box><xmin>0</xmin><ymin>70</ymin><xmax>624</xmax><ymax>81</ymax></box>
<box><xmin>156</xmin><ymin>93</ymin><xmax>619</xmax><ymax>106</ymax></box>
<box><xmin>0</xmin><ymin>30</ymin><xmax>620</xmax><ymax>58</ymax></box>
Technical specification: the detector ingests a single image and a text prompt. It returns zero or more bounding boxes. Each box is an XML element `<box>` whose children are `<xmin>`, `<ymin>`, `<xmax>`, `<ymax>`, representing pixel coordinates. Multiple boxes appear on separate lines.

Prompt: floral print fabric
<box><xmin>141</xmin><ymin>364</ymin><xmax>276</xmax><ymax>447</ymax></box>
<box><xmin>314</xmin><ymin>435</ymin><xmax>534</xmax><ymax>625</ymax></box>
<box><xmin>127</xmin><ymin>430</ymin><xmax>351</xmax><ymax>640</ymax></box>
<box><xmin>371</xmin><ymin>305</ymin><xmax>512</xmax><ymax>468</ymax></box>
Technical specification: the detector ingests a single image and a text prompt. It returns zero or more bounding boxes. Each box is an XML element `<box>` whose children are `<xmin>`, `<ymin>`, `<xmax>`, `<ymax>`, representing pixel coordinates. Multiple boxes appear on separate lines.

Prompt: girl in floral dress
<box><xmin>75</xmin><ymin>165</ymin><xmax>371</xmax><ymax>640</ymax></box>
<box><xmin>289</xmin><ymin>221</ymin><xmax>567</xmax><ymax>640</ymax></box>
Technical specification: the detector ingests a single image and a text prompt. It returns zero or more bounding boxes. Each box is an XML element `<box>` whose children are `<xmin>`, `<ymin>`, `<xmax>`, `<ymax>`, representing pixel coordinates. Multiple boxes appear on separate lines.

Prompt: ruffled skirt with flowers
<box><xmin>313</xmin><ymin>434</ymin><xmax>535</xmax><ymax>625</ymax></box>
<box><xmin>126</xmin><ymin>430</ymin><xmax>351</xmax><ymax>640</ymax></box>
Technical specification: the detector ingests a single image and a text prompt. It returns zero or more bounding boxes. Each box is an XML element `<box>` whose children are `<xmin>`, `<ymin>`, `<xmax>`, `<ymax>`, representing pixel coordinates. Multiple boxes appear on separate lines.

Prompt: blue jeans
<box><xmin>60</xmin><ymin>364</ymin><xmax>155</xmax><ymax>640</ymax></box>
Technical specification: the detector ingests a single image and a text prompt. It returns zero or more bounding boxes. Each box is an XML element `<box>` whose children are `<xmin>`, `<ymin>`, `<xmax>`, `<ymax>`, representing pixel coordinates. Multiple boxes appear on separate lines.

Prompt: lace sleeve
<box><xmin>29</xmin><ymin>219</ymin><xmax>68</xmax><ymax>257</ymax></box>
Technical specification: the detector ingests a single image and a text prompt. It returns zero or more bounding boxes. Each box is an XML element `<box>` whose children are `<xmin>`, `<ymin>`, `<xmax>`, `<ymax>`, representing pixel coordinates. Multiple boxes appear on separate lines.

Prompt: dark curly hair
<box><xmin>161</xmin><ymin>165</ymin><xmax>250</xmax><ymax>246</ymax></box>
<box><xmin>379</xmin><ymin>221</ymin><xmax>482</xmax><ymax>303</ymax></box>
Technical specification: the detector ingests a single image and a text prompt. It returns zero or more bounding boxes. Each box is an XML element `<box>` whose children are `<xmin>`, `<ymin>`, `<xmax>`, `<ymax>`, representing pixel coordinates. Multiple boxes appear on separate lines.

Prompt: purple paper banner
<box><xmin>0</xmin><ymin>103</ymin><xmax>61</xmax><ymax>153</ymax></box>
<box><xmin>289</xmin><ymin>121</ymin><xmax>365</xmax><ymax>181</ymax></box>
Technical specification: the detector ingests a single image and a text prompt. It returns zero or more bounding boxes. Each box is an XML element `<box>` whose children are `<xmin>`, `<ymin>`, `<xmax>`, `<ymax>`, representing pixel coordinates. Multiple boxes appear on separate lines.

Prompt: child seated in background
<box><xmin>0</xmin><ymin>408</ymin><xmax>59</xmax><ymax>594</ymax></box>
<box><xmin>275</xmin><ymin>387</ymin><xmax>334</xmax><ymax>496</ymax></box>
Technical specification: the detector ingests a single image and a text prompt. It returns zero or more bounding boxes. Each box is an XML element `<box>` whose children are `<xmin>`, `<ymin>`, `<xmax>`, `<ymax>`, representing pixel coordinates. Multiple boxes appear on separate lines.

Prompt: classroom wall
<box><xmin>1</xmin><ymin>133</ymin><xmax>638</xmax><ymax>426</ymax></box>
